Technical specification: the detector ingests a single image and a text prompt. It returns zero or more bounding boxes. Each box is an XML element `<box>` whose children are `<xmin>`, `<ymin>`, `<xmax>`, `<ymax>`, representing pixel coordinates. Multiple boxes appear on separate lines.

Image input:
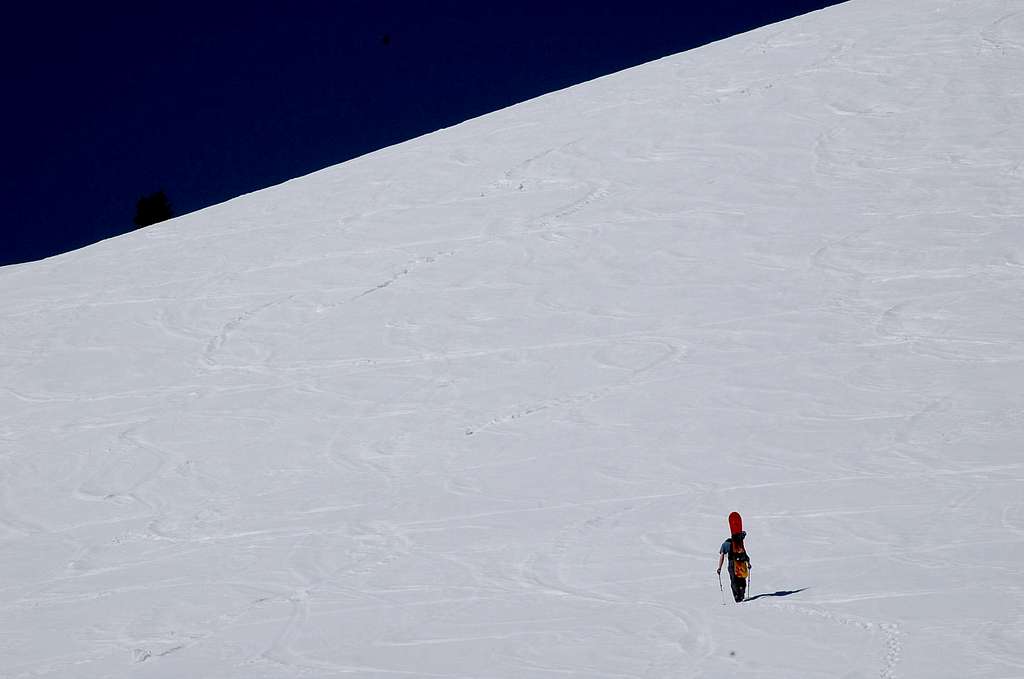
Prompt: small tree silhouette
<box><xmin>133</xmin><ymin>190</ymin><xmax>174</xmax><ymax>228</ymax></box>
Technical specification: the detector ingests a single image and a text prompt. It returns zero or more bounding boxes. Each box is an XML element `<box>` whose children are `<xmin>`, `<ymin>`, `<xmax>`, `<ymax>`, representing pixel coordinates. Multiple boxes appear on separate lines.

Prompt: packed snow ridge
<box><xmin>2</xmin><ymin>0</ymin><xmax>1023</xmax><ymax>676</ymax></box>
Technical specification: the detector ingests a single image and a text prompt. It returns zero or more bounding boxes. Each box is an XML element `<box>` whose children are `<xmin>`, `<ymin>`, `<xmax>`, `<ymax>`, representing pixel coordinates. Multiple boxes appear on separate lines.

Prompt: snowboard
<box><xmin>728</xmin><ymin>511</ymin><xmax>743</xmax><ymax>536</ymax></box>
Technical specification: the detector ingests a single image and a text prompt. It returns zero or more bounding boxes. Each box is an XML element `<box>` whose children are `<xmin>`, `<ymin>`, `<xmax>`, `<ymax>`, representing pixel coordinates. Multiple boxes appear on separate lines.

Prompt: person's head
<box><xmin>731</xmin><ymin>531</ymin><xmax>746</xmax><ymax>551</ymax></box>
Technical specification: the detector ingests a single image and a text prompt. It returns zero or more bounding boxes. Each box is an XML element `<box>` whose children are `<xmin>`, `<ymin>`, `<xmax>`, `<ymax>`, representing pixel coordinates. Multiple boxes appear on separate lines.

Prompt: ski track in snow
<box><xmin>766</xmin><ymin>601</ymin><xmax>902</xmax><ymax>678</ymax></box>
<box><xmin>2</xmin><ymin>0</ymin><xmax>1024</xmax><ymax>676</ymax></box>
<box><xmin>463</xmin><ymin>338</ymin><xmax>683</xmax><ymax>436</ymax></box>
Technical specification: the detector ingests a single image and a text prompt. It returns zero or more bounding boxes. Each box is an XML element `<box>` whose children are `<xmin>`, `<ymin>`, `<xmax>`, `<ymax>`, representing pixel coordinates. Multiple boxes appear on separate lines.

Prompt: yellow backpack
<box><xmin>730</xmin><ymin>541</ymin><xmax>750</xmax><ymax>578</ymax></box>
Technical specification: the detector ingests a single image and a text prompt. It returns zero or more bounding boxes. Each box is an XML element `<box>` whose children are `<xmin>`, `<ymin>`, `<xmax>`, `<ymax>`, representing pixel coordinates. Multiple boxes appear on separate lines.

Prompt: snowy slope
<box><xmin>2</xmin><ymin>0</ymin><xmax>1023</xmax><ymax>676</ymax></box>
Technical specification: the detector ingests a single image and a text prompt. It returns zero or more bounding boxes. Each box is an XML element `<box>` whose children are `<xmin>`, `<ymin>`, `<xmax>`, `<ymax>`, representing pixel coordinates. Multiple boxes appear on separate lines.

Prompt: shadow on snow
<box><xmin>744</xmin><ymin>588</ymin><xmax>808</xmax><ymax>602</ymax></box>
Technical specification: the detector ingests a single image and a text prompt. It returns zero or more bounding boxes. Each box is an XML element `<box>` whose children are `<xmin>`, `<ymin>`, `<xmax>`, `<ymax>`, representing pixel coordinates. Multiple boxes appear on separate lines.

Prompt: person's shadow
<box><xmin>744</xmin><ymin>588</ymin><xmax>808</xmax><ymax>602</ymax></box>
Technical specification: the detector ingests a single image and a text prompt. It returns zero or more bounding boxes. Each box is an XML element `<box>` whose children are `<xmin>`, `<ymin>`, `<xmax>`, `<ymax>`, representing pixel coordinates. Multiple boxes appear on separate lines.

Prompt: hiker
<box><xmin>717</xmin><ymin>530</ymin><xmax>751</xmax><ymax>602</ymax></box>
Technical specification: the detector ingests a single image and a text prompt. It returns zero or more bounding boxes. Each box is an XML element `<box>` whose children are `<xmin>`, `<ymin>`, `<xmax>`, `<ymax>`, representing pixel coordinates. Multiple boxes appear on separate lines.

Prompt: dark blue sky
<box><xmin>3</xmin><ymin>1</ymin><xmax>846</xmax><ymax>266</ymax></box>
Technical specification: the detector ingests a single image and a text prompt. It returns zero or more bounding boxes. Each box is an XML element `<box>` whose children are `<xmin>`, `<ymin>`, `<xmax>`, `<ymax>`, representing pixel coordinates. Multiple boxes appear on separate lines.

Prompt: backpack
<box><xmin>728</xmin><ymin>535</ymin><xmax>750</xmax><ymax>578</ymax></box>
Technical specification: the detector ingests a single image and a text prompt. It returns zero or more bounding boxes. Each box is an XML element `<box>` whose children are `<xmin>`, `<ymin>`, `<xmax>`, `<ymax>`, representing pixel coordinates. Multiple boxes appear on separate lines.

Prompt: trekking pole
<box><xmin>718</xmin><ymin>571</ymin><xmax>725</xmax><ymax>606</ymax></box>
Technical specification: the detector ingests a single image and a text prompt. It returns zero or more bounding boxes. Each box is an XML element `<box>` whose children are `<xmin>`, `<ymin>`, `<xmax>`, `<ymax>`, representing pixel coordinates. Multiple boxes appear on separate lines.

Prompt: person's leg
<box><xmin>730</xmin><ymin>574</ymin><xmax>743</xmax><ymax>602</ymax></box>
<box><xmin>736</xmin><ymin>576</ymin><xmax>747</xmax><ymax>602</ymax></box>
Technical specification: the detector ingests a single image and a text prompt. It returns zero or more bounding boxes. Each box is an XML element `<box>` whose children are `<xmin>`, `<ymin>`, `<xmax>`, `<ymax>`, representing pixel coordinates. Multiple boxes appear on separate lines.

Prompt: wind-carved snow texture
<box><xmin>2</xmin><ymin>0</ymin><xmax>1024</xmax><ymax>676</ymax></box>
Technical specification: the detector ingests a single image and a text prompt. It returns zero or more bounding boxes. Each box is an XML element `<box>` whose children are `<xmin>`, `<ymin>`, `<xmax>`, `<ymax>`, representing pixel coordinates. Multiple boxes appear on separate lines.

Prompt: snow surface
<box><xmin>3</xmin><ymin>0</ymin><xmax>1024</xmax><ymax>676</ymax></box>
